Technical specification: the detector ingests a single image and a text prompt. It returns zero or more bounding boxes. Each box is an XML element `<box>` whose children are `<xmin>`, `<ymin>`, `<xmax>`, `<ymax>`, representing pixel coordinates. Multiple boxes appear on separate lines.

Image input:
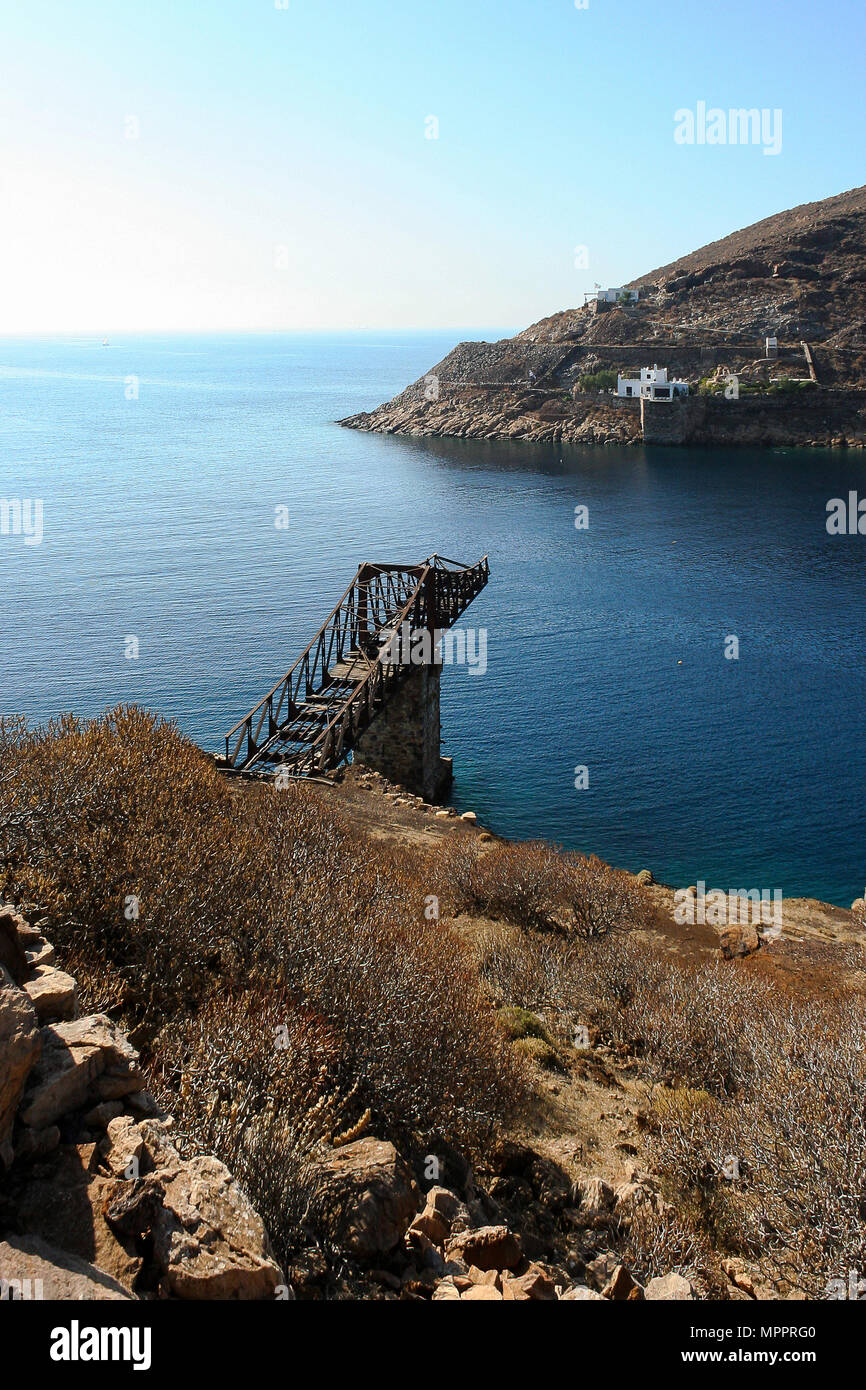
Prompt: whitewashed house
<box><xmin>596</xmin><ymin>286</ymin><xmax>639</xmax><ymax>304</ymax></box>
<box><xmin>616</xmin><ymin>365</ymin><xmax>689</xmax><ymax>401</ymax></box>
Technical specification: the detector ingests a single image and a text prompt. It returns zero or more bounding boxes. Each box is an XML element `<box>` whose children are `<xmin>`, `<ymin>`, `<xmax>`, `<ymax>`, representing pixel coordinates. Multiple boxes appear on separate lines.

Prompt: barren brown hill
<box><xmin>341</xmin><ymin>185</ymin><xmax>866</xmax><ymax>446</ymax></box>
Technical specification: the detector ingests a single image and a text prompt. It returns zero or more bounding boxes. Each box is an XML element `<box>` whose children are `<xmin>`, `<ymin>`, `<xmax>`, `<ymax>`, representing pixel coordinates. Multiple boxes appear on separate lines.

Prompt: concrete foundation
<box><xmin>352</xmin><ymin>663</ymin><xmax>453</xmax><ymax>802</ymax></box>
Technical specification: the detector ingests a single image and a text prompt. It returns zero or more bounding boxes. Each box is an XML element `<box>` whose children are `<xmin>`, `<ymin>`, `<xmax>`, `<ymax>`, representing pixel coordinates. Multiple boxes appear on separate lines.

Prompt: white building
<box><xmin>616</xmin><ymin>365</ymin><xmax>689</xmax><ymax>401</ymax></box>
<box><xmin>596</xmin><ymin>286</ymin><xmax>639</xmax><ymax>304</ymax></box>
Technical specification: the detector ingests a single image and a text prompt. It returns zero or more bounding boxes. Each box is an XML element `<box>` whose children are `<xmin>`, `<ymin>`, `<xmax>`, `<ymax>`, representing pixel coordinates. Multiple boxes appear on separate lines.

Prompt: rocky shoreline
<box><xmin>340</xmin><ymin>384</ymin><xmax>866</xmax><ymax>449</ymax></box>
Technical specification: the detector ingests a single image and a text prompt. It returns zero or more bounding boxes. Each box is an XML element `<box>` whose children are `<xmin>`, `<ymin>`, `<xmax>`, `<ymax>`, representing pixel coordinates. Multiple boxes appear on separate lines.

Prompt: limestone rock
<box><xmin>719</xmin><ymin>924</ymin><xmax>761</xmax><ymax>959</ymax></box>
<box><xmin>461</xmin><ymin>1283</ymin><xmax>503</xmax><ymax>1300</ymax></box>
<box><xmin>502</xmin><ymin>1263</ymin><xmax>557</xmax><ymax>1300</ymax></box>
<box><xmin>25</xmin><ymin>938</ymin><xmax>56</xmax><ymax>970</ymax></box>
<box><xmin>8</xmin><ymin>1146</ymin><xmax>142</xmax><ymax>1290</ymax></box>
<box><xmin>153</xmin><ymin>1155</ymin><xmax>283</xmax><ymax>1299</ymax></box>
<box><xmin>0</xmin><ymin>965</ymin><xmax>41</xmax><ymax>1166</ymax></box>
<box><xmin>408</xmin><ymin>1204</ymin><xmax>450</xmax><ymax>1247</ymax></box>
<box><xmin>560</xmin><ymin>1284</ymin><xmax>604</xmax><ymax>1300</ymax></box>
<box><xmin>23</xmin><ymin>966</ymin><xmax>77</xmax><ymax>1023</ymax></box>
<box><xmin>103</xmin><ymin>1115</ymin><xmax>148</xmax><ymax>1178</ymax></box>
<box><xmin>0</xmin><ymin>1233</ymin><xmax>132</xmax><ymax>1300</ymax></box>
<box><xmin>19</xmin><ymin>1014</ymin><xmax>144</xmax><ymax>1129</ymax></box>
<box><xmin>445</xmin><ymin>1224</ymin><xmax>522</xmax><ymax>1272</ymax></box>
<box><xmin>645</xmin><ymin>1272</ymin><xmax>695</xmax><ymax>1300</ymax></box>
<box><xmin>311</xmin><ymin>1138</ymin><xmax>420</xmax><ymax>1259</ymax></box>
<box><xmin>602</xmin><ymin>1263</ymin><xmax>642</xmax><ymax>1300</ymax></box>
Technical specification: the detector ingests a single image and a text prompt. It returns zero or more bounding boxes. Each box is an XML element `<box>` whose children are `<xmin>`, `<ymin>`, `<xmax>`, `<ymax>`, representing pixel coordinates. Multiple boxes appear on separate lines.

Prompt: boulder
<box><xmin>408</xmin><ymin>1203</ymin><xmax>450</xmax><ymax>1247</ymax></box>
<box><xmin>560</xmin><ymin>1284</ymin><xmax>604</xmax><ymax>1300</ymax></box>
<box><xmin>0</xmin><ymin>1233</ymin><xmax>132</xmax><ymax>1300</ymax></box>
<box><xmin>23</xmin><ymin>966</ymin><xmax>77</xmax><ymax>1023</ymax></box>
<box><xmin>461</xmin><ymin>1284</ymin><xmax>503</xmax><ymax>1300</ymax></box>
<box><xmin>311</xmin><ymin>1138</ymin><xmax>420</xmax><ymax>1259</ymax></box>
<box><xmin>0</xmin><ymin>965</ymin><xmax>41</xmax><ymax>1166</ymax></box>
<box><xmin>102</xmin><ymin>1115</ymin><xmax>148</xmax><ymax>1178</ymax></box>
<box><xmin>25</xmin><ymin>939</ymin><xmax>56</xmax><ymax>970</ymax></box>
<box><xmin>502</xmin><ymin>1263</ymin><xmax>557</xmax><ymax>1300</ymax></box>
<box><xmin>602</xmin><ymin>1263</ymin><xmax>642</xmax><ymax>1300</ymax></box>
<box><xmin>719</xmin><ymin>924</ymin><xmax>761</xmax><ymax>959</ymax></box>
<box><xmin>645</xmin><ymin>1272</ymin><xmax>695</xmax><ymax>1300</ymax></box>
<box><xmin>19</xmin><ymin>1014</ymin><xmax>144</xmax><ymax>1129</ymax></box>
<box><xmin>445</xmin><ymin>1225</ymin><xmax>522</xmax><ymax>1272</ymax></box>
<box><xmin>575</xmin><ymin>1175</ymin><xmax>616</xmax><ymax>1219</ymax></box>
<box><xmin>152</xmin><ymin>1155</ymin><xmax>283</xmax><ymax>1299</ymax></box>
<box><xmin>8</xmin><ymin>1146</ymin><xmax>142</xmax><ymax>1290</ymax></box>
<box><xmin>105</xmin><ymin>1139</ymin><xmax>283</xmax><ymax>1300</ymax></box>
<box><xmin>426</xmin><ymin>1184</ymin><xmax>466</xmax><ymax>1222</ymax></box>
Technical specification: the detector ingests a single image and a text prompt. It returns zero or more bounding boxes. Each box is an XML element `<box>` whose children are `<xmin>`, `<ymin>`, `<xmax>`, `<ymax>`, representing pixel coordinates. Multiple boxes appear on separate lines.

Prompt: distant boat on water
<box><xmin>102</xmin><ymin>337</ymin><xmax>109</xmax><ymax>347</ymax></box>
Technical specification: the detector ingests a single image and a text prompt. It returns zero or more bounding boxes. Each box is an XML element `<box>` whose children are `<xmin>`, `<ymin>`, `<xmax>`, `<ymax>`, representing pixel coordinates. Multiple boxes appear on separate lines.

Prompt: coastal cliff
<box><xmin>340</xmin><ymin>185</ymin><xmax>866</xmax><ymax>448</ymax></box>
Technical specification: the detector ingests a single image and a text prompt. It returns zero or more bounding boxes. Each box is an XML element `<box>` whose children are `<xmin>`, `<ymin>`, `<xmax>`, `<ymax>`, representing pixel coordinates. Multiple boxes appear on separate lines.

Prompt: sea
<box><xmin>1</xmin><ymin>331</ymin><xmax>865</xmax><ymax>906</ymax></box>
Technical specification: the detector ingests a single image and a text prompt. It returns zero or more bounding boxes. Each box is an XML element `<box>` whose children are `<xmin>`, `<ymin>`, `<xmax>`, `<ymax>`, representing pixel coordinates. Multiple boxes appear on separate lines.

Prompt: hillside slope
<box><xmin>340</xmin><ymin>186</ymin><xmax>866</xmax><ymax>447</ymax></box>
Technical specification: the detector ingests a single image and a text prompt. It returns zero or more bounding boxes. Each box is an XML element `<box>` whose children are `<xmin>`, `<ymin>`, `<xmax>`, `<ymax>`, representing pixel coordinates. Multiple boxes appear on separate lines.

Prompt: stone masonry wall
<box><xmin>353</xmin><ymin>664</ymin><xmax>452</xmax><ymax>802</ymax></box>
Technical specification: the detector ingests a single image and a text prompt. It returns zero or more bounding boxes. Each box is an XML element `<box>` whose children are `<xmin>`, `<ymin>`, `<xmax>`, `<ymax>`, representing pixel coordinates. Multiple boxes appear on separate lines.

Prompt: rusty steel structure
<box><xmin>220</xmin><ymin>554</ymin><xmax>489</xmax><ymax>777</ymax></box>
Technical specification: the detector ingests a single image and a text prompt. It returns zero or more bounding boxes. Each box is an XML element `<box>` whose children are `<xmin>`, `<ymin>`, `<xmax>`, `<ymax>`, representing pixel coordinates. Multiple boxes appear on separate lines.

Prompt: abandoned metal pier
<box><xmin>217</xmin><ymin>554</ymin><xmax>488</xmax><ymax>802</ymax></box>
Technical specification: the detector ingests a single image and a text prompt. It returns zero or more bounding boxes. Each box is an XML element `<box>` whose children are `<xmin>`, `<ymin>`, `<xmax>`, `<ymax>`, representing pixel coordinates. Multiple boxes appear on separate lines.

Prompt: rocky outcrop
<box><xmin>0</xmin><ymin>905</ymin><xmax>283</xmax><ymax>1301</ymax></box>
<box><xmin>340</xmin><ymin>185</ymin><xmax>866</xmax><ymax>448</ymax></box>
<box><xmin>0</xmin><ymin>966</ymin><xmax>40</xmax><ymax>1168</ymax></box>
<box><xmin>19</xmin><ymin>1015</ymin><xmax>144</xmax><ymax>1130</ymax></box>
<box><xmin>310</xmin><ymin>1138</ymin><xmax>420</xmax><ymax>1258</ymax></box>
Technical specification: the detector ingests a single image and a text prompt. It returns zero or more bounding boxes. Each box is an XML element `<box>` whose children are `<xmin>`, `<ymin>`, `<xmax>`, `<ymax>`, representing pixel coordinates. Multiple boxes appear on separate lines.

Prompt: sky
<box><xmin>1</xmin><ymin>0</ymin><xmax>864</xmax><ymax>334</ymax></box>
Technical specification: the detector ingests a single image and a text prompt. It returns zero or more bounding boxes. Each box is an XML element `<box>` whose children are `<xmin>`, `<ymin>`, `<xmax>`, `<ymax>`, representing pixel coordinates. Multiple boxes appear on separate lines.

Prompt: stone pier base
<box><xmin>353</xmin><ymin>664</ymin><xmax>453</xmax><ymax>802</ymax></box>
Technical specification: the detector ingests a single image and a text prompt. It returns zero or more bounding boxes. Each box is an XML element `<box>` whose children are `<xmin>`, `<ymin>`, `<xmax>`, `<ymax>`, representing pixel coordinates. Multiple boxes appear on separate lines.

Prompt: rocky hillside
<box><xmin>340</xmin><ymin>185</ymin><xmax>866</xmax><ymax>446</ymax></box>
<box><xmin>3</xmin><ymin>712</ymin><xmax>864</xmax><ymax>1302</ymax></box>
<box><xmin>0</xmin><ymin>905</ymin><xmax>284</xmax><ymax>1299</ymax></box>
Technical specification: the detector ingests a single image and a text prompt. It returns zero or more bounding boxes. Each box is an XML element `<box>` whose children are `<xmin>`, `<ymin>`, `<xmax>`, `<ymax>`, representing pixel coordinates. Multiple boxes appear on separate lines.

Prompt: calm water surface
<box><xmin>1</xmin><ymin>332</ymin><xmax>865</xmax><ymax>905</ymax></box>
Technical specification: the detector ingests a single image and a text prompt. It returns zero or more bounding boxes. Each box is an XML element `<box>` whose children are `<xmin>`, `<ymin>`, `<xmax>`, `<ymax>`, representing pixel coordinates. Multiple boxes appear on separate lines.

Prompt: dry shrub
<box><xmin>472</xmin><ymin>917</ymin><xmax>866</xmax><ymax>1292</ymax></box>
<box><xmin>621</xmin><ymin>1199</ymin><xmax>713</xmax><ymax>1286</ymax></box>
<box><xmin>148</xmin><ymin>987</ymin><xmax>347</xmax><ymax>1266</ymax></box>
<box><xmin>435</xmin><ymin>836</ymin><xmax>647</xmax><ymax>937</ymax></box>
<box><xmin>0</xmin><ymin>708</ymin><xmax>524</xmax><ymax>1214</ymax></box>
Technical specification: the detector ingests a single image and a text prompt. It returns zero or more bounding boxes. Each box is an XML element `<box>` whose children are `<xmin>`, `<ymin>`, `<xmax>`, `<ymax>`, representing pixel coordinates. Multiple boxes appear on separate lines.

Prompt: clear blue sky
<box><xmin>2</xmin><ymin>0</ymin><xmax>863</xmax><ymax>333</ymax></box>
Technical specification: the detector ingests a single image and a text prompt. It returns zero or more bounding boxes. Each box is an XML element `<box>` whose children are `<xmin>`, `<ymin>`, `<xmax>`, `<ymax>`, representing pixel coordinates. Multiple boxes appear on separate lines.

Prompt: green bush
<box><xmin>577</xmin><ymin>369</ymin><xmax>617</xmax><ymax>393</ymax></box>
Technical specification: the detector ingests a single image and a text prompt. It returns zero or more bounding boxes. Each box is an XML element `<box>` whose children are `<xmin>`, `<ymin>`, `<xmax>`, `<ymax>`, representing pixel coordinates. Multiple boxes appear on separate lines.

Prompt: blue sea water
<box><xmin>1</xmin><ymin>332</ymin><xmax>865</xmax><ymax>906</ymax></box>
